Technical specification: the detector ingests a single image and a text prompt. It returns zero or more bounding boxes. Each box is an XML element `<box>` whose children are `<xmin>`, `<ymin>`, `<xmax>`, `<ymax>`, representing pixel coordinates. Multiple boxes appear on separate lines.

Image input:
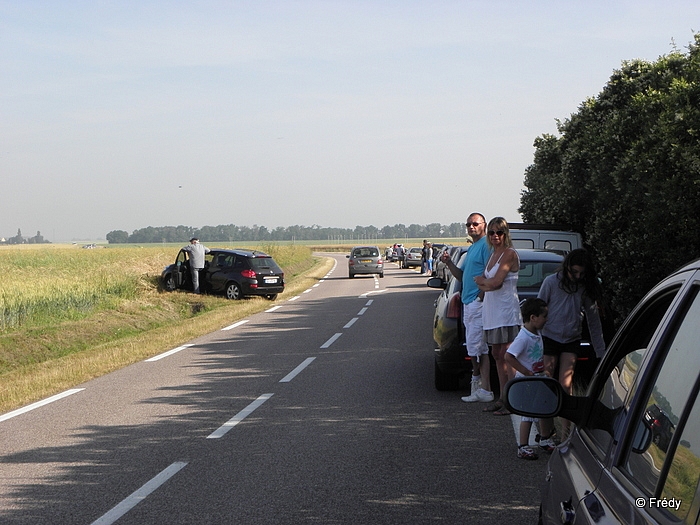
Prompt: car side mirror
<box><xmin>505</xmin><ymin>376</ymin><xmax>620</xmax><ymax>437</ymax></box>
<box><xmin>505</xmin><ymin>376</ymin><xmax>563</xmax><ymax>418</ymax></box>
<box><xmin>426</xmin><ymin>277</ymin><xmax>447</xmax><ymax>289</ymax></box>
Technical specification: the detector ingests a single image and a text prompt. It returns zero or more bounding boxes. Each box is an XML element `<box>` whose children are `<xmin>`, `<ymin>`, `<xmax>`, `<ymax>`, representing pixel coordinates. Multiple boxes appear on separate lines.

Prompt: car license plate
<box><xmin>360</xmin><ymin>259</ymin><xmax>372</xmax><ymax>263</ymax></box>
<box><xmin>264</xmin><ymin>277</ymin><xmax>278</xmax><ymax>284</ymax></box>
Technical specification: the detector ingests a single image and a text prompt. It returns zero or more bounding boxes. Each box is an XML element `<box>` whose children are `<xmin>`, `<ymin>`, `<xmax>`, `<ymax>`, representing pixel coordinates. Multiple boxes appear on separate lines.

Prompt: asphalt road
<box><xmin>0</xmin><ymin>254</ymin><xmax>545</xmax><ymax>524</ymax></box>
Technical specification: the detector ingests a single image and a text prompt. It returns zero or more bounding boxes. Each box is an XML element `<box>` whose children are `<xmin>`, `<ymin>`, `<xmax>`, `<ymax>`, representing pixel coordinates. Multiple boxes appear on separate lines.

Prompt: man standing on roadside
<box><xmin>440</xmin><ymin>213</ymin><xmax>494</xmax><ymax>403</ymax></box>
<box><xmin>182</xmin><ymin>237</ymin><xmax>210</xmax><ymax>294</ymax></box>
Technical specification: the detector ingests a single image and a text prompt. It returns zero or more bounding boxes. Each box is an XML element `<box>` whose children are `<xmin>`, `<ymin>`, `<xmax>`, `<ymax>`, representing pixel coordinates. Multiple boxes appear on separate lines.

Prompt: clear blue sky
<box><xmin>2</xmin><ymin>1</ymin><xmax>698</xmax><ymax>241</ymax></box>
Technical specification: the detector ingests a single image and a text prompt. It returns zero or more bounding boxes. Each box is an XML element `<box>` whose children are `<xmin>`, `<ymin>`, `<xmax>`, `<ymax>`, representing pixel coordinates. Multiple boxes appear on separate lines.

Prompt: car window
<box><xmin>512</xmin><ymin>239</ymin><xmax>535</xmax><ymax>249</ymax></box>
<box><xmin>544</xmin><ymin>239</ymin><xmax>572</xmax><ymax>253</ymax></box>
<box><xmin>353</xmin><ymin>248</ymin><xmax>378</xmax><ymax>258</ymax></box>
<box><xmin>517</xmin><ymin>261</ymin><xmax>560</xmax><ymax>289</ymax></box>
<box><xmin>217</xmin><ymin>254</ymin><xmax>234</xmax><ymax>268</ymax></box>
<box><xmin>250</xmin><ymin>258</ymin><xmax>282</xmax><ymax>273</ymax></box>
<box><xmin>582</xmin><ymin>285</ymin><xmax>682</xmax><ymax>459</ymax></box>
<box><xmin>621</xmin><ymin>285</ymin><xmax>700</xmax><ymax>520</ymax></box>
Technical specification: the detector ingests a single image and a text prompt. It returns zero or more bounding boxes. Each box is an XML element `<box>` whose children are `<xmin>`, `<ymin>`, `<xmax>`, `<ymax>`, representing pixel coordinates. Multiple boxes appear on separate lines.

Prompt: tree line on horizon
<box><xmin>106</xmin><ymin>222</ymin><xmax>468</xmax><ymax>245</ymax></box>
<box><xmin>520</xmin><ymin>34</ymin><xmax>700</xmax><ymax>322</ymax></box>
<box><xmin>0</xmin><ymin>229</ymin><xmax>50</xmax><ymax>245</ymax></box>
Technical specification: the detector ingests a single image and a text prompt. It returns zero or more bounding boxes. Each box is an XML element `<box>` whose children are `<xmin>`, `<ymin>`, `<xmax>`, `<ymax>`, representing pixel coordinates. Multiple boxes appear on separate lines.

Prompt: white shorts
<box><xmin>462</xmin><ymin>300</ymin><xmax>489</xmax><ymax>357</ymax></box>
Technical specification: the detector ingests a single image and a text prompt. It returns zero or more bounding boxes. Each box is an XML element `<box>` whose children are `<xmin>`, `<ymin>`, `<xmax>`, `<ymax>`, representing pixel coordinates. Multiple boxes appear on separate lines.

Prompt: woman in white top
<box><xmin>474</xmin><ymin>217</ymin><xmax>522</xmax><ymax>414</ymax></box>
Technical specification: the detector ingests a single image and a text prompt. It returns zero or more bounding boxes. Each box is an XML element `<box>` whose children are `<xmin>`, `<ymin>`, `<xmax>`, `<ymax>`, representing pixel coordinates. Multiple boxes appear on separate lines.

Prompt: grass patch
<box><xmin>0</xmin><ymin>244</ymin><xmax>332</xmax><ymax>413</ymax></box>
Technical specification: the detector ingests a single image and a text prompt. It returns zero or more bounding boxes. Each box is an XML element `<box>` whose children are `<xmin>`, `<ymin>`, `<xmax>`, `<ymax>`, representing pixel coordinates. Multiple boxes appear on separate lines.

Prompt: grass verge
<box><xmin>0</xmin><ymin>247</ymin><xmax>333</xmax><ymax>414</ymax></box>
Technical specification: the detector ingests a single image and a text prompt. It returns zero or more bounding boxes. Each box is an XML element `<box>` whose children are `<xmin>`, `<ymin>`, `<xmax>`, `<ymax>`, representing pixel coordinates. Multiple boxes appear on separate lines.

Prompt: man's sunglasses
<box><xmin>466</xmin><ymin>222</ymin><xmax>483</xmax><ymax>227</ymax></box>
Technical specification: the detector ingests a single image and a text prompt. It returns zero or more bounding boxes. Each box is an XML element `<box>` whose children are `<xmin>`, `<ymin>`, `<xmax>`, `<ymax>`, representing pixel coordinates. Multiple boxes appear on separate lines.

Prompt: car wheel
<box><xmin>266</xmin><ymin>294</ymin><xmax>278</xmax><ymax>301</ymax></box>
<box><xmin>379</xmin><ymin>273</ymin><xmax>384</xmax><ymax>278</ymax></box>
<box><xmin>349</xmin><ymin>273</ymin><xmax>354</xmax><ymax>279</ymax></box>
<box><xmin>226</xmin><ymin>282</ymin><xmax>243</xmax><ymax>300</ymax></box>
<box><xmin>164</xmin><ymin>274</ymin><xmax>176</xmax><ymax>292</ymax></box>
<box><xmin>434</xmin><ymin>360</ymin><xmax>460</xmax><ymax>391</ymax></box>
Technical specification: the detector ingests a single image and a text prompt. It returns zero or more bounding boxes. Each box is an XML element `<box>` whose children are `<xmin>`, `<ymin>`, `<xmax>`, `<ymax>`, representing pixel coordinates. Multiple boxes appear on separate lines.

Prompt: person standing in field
<box><xmin>182</xmin><ymin>237</ymin><xmax>210</xmax><ymax>294</ymax></box>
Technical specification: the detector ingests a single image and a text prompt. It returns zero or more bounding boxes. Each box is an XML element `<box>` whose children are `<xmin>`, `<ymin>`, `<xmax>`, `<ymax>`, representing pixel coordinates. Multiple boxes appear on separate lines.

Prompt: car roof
<box><xmin>209</xmin><ymin>248</ymin><xmax>272</xmax><ymax>258</ymax></box>
<box><xmin>669</xmin><ymin>257</ymin><xmax>700</xmax><ymax>276</ymax></box>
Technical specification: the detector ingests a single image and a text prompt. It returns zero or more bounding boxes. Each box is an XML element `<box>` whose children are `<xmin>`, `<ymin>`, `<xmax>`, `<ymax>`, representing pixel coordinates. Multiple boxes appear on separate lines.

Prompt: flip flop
<box><xmin>482</xmin><ymin>401</ymin><xmax>504</xmax><ymax>412</ymax></box>
<box><xmin>493</xmin><ymin>408</ymin><xmax>511</xmax><ymax>416</ymax></box>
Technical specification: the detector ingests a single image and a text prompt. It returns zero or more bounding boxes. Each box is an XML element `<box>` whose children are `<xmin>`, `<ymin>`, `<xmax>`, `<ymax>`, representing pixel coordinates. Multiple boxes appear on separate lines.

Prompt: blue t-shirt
<box><xmin>459</xmin><ymin>237</ymin><xmax>491</xmax><ymax>304</ymax></box>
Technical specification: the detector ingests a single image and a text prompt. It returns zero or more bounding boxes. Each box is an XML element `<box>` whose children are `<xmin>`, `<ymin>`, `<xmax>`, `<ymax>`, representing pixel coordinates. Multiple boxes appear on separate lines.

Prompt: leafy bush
<box><xmin>520</xmin><ymin>34</ymin><xmax>700</xmax><ymax>321</ymax></box>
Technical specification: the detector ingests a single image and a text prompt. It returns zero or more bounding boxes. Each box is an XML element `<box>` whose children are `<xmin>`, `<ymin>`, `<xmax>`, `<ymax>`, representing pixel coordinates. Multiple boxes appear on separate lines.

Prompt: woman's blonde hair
<box><xmin>486</xmin><ymin>217</ymin><xmax>513</xmax><ymax>249</ymax></box>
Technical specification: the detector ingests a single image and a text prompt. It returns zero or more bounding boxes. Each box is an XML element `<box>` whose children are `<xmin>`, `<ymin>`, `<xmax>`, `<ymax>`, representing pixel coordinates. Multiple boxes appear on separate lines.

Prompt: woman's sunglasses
<box><xmin>488</xmin><ymin>230</ymin><xmax>505</xmax><ymax>237</ymax></box>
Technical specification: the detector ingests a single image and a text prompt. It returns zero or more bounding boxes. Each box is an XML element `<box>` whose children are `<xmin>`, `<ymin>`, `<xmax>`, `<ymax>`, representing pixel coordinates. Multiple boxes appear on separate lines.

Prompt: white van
<box><xmin>509</xmin><ymin>223</ymin><xmax>582</xmax><ymax>254</ymax></box>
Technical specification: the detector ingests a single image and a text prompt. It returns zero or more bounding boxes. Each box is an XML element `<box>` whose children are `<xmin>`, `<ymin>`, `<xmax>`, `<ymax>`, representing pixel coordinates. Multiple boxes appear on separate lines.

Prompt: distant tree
<box><xmin>8</xmin><ymin>228</ymin><xmax>23</xmax><ymax>244</ymax></box>
<box><xmin>27</xmin><ymin>231</ymin><xmax>47</xmax><ymax>244</ymax></box>
<box><xmin>106</xmin><ymin>230</ymin><xmax>129</xmax><ymax>244</ymax></box>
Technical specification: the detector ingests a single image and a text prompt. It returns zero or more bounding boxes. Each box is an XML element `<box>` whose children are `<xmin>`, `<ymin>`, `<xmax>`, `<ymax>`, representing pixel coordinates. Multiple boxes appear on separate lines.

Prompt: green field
<box><xmin>0</xmin><ymin>243</ymin><xmax>329</xmax><ymax>413</ymax></box>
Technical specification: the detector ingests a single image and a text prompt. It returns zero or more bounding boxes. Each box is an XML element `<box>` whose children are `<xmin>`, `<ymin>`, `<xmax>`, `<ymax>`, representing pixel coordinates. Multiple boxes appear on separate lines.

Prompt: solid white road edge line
<box><xmin>320</xmin><ymin>333</ymin><xmax>343</xmax><ymax>348</ymax></box>
<box><xmin>90</xmin><ymin>461</ymin><xmax>188</xmax><ymax>525</ymax></box>
<box><xmin>221</xmin><ymin>319</ymin><xmax>250</xmax><ymax>331</ymax></box>
<box><xmin>207</xmin><ymin>394</ymin><xmax>274</xmax><ymax>439</ymax></box>
<box><xmin>0</xmin><ymin>388</ymin><xmax>85</xmax><ymax>423</ymax></box>
<box><xmin>146</xmin><ymin>344</ymin><xmax>195</xmax><ymax>362</ymax></box>
<box><xmin>279</xmin><ymin>357</ymin><xmax>317</xmax><ymax>383</ymax></box>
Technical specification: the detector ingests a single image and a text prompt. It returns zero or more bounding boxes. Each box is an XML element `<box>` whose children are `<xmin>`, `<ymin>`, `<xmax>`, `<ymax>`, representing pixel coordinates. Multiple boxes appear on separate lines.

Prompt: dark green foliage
<box><xmin>520</xmin><ymin>35</ymin><xmax>700</xmax><ymax>321</ymax></box>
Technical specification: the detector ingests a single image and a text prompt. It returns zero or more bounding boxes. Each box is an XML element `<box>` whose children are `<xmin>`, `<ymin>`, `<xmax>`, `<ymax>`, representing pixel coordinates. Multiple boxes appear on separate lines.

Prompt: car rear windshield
<box><xmin>518</xmin><ymin>261</ymin><xmax>560</xmax><ymax>289</ymax></box>
<box><xmin>250</xmin><ymin>257</ymin><xmax>282</xmax><ymax>273</ymax></box>
<box><xmin>353</xmin><ymin>248</ymin><xmax>379</xmax><ymax>257</ymax></box>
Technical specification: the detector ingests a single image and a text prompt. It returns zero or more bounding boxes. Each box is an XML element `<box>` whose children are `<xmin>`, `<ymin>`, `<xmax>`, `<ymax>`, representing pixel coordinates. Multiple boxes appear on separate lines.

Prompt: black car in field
<box><xmin>162</xmin><ymin>248</ymin><xmax>284</xmax><ymax>300</ymax></box>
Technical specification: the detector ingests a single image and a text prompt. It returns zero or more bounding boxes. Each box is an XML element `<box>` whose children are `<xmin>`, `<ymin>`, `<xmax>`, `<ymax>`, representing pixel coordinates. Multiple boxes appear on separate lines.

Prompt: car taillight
<box><xmin>446</xmin><ymin>292</ymin><xmax>462</xmax><ymax>319</ymax></box>
<box><xmin>241</xmin><ymin>269</ymin><xmax>256</xmax><ymax>279</ymax></box>
<box><xmin>378</xmin><ymin>258</ymin><xmax>383</xmax><ymax>264</ymax></box>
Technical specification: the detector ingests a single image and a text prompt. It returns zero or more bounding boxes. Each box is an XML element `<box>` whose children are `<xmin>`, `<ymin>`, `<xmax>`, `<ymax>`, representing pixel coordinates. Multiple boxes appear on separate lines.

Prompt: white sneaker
<box><xmin>469</xmin><ymin>377</ymin><xmax>482</xmax><ymax>396</ymax></box>
<box><xmin>461</xmin><ymin>389</ymin><xmax>494</xmax><ymax>403</ymax></box>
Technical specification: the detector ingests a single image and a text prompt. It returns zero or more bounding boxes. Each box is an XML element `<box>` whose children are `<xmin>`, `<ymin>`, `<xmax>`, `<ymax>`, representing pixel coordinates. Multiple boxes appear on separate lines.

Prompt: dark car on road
<box><xmin>162</xmin><ymin>248</ymin><xmax>285</xmax><ymax>300</ymax></box>
<box><xmin>505</xmin><ymin>257</ymin><xmax>700</xmax><ymax>525</ymax></box>
<box><xmin>427</xmin><ymin>249</ymin><xmax>597</xmax><ymax>391</ymax></box>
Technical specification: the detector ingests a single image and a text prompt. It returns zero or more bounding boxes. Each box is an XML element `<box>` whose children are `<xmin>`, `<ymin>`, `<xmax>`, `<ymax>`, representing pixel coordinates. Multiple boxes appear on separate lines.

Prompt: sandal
<box><xmin>482</xmin><ymin>401</ymin><xmax>504</xmax><ymax>412</ymax></box>
<box><xmin>493</xmin><ymin>407</ymin><xmax>511</xmax><ymax>416</ymax></box>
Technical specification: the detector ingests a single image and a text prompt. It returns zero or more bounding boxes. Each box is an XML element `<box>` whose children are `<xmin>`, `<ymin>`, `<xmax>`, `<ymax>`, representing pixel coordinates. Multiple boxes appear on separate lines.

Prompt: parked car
<box><xmin>434</xmin><ymin>245</ymin><xmax>469</xmax><ymax>282</ymax></box>
<box><xmin>347</xmin><ymin>246</ymin><xmax>384</xmax><ymax>278</ymax></box>
<box><xmin>505</xmin><ymin>257</ymin><xmax>700</xmax><ymax>525</ymax></box>
<box><xmin>427</xmin><ymin>249</ymin><xmax>596</xmax><ymax>391</ymax></box>
<box><xmin>162</xmin><ymin>248</ymin><xmax>285</xmax><ymax>300</ymax></box>
<box><xmin>509</xmin><ymin>223</ymin><xmax>582</xmax><ymax>254</ymax></box>
<box><xmin>405</xmin><ymin>247</ymin><xmax>424</xmax><ymax>268</ymax></box>
<box><xmin>430</xmin><ymin>243</ymin><xmax>449</xmax><ymax>275</ymax></box>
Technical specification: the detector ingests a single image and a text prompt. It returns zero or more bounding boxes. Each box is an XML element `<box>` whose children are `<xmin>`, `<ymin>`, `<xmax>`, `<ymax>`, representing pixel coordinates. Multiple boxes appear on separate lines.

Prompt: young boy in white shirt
<box><xmin>505</xmin><ymin>298</ymin><xmax>555</xmax><ymax>460</ymax></box>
